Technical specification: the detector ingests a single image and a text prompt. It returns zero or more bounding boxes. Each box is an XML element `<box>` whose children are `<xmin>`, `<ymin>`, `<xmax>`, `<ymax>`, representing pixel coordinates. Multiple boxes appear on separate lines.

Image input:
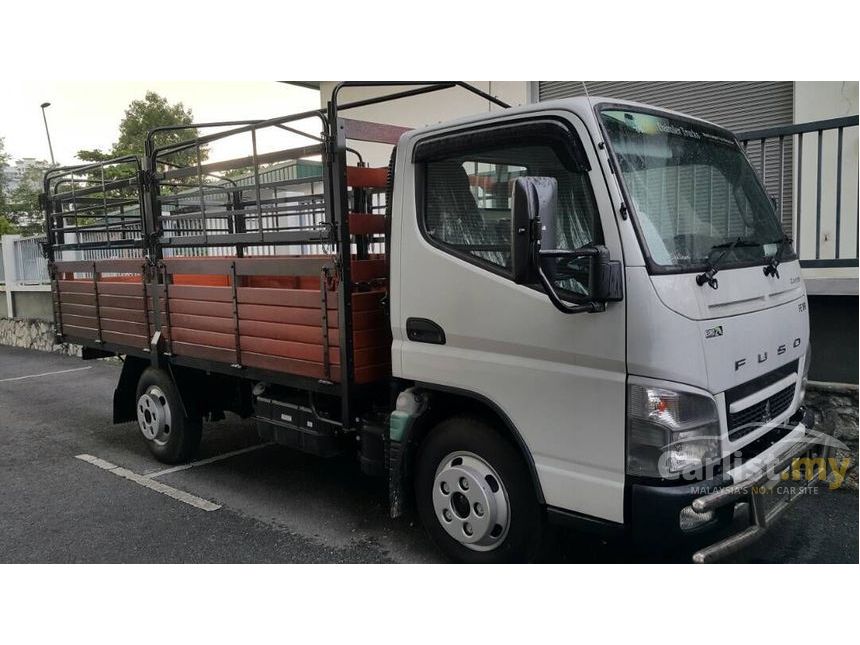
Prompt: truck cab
<box><xmin>387</xmin><ymin>96</ymin><xmax>820</xmax><ymax>562</ymax></box>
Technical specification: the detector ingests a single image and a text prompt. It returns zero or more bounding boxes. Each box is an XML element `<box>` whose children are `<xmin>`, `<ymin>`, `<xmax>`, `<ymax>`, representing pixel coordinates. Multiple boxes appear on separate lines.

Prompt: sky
<box><xmin>1</xmin><ymin>81</ymin><xmax>321</xmax><ymax>166</ymax></box>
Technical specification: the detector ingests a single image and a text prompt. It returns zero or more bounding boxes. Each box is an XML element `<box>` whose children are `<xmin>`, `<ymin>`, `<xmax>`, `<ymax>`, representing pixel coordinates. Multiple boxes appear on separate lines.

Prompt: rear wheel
<box><xmin>135</xmin><ymin>367</ymin><xmax>202</xmax><ymax>464</ymax></box>
<box><xmin>415</xmin><ymin>416</ymin><xmax>543</xmax><ymax>563</ymax></box>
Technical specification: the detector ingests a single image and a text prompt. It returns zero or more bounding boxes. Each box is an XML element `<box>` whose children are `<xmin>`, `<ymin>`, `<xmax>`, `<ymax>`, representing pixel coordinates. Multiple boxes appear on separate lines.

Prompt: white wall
<box><xmin>318</xmin><ymin>82</ymin><xmax>530</xmax><ymax>167</ymax></box>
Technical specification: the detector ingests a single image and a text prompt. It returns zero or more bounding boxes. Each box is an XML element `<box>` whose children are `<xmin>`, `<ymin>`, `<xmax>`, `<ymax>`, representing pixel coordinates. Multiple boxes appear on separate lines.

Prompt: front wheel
<box><xmin>415</xmin><ymin>416</ymin><xmax>543</xmax><ymax>563</ymax></box>
<box><xmin>135</xmin><ymin>367</ymin><xmax>202</xmax><ymax>464</ymax></box>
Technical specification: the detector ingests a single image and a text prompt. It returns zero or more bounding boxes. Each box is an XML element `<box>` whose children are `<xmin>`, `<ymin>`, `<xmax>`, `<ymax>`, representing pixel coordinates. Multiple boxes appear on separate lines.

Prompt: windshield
<box><xmin>600</xmin><ymin>108</ymin><xmax>787</xmax><ymax>271</ymax></box>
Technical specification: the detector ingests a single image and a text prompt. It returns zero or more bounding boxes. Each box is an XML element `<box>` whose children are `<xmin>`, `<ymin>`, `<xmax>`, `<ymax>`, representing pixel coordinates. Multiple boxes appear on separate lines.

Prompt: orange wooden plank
<box><xmin>245</xmin><ymin>276</ymin><xmax>300</xmax><ymax>289</ymax></box>
<box><xmin>173</xmin><ymin>274</ymin><xmax>230</xmax><ymax>286</ymax></box>
<box><xmin>352</xmin><ymin>310</ymin><xmax>386</xmax><ymax>330</ymax></box>
<box><xmin>239</xmin><ymin>319</ymin><xmax>337</xmax><ymax>346</ymax></box>
<box><xmin>353</xmin><ymin>346</ymin><xmax>391</xmax><ymax>368</ymax></box>
<box><xmin>96</xmin><ymin>282</ymin><xmax>145</xmax><ymax>297</ymax></box>
<box><xmin>239</xmin><ymin>304</ymin><xmax>335</xmax><ymax>328</ymax></box>
<box><xmin>59</xmin><ymin>303</ymin><xmax>96</xmax><ymax>318</ymax></box>
<box><xmin>242</xmin><ymin>351</ymin><xmax>334</xmax><ymax>381</ymax></box>
<box><xmin>171</xmin><ymin>341</ymin><xmax>237</xmax><ymax>364</ymax></box>
<box><xmin>168</xmin><ymin>299</ymin><xmax>233</xmax><ymax>318</ymax></box>
<box><xmin>354</xmin><ymin>363</ymin><xmax>391</xmax><ymax>384</ymax></box>
<box><xmin>101</xmin><ymin>319</ymin><xmax>148</xmax><ymax>336</ymax></box>
<box><xmin>102</xmin><ymin>330</ymin><xmax>147</xmax><ymax>347</ymax></box>
<box><xmin>353</xmin><ymin>328</ymin><xmax>391</xmax><ymax>349</ymax></box>
<box><xmin>239</xmin><ymin>336</ymin><xmax>332</xmax><ymax>364</ymax></box>
<box><xmin>99</xmin><ymin>306</ymin><xmax>147</xmax><ymax>323</ymax></box>
<box><xmin>57</xmin><ymin>280</ymin><xmax>94</xmax><ymax>294</ymax></box>
<box><xmin>166</xmin><ymin>285</ymin><xmax>233</xmax><ymax>303</ymax></box>
<box><xmin>171</xmin><ymin>328</ymin><xmax>235</xmax><ymax>349</ymax></box>
<box><xmin>351</xmin><ymin>290</ymin><xmax>385</xmax><ymax>312</ymax></box>
<box><xmin>169</xmin><ymin>313</ymin><xmax>235</xmax><ymax>336</ymax></box>
<box><xmin>349</xmin><ymin>213</ymin><xmax>386</xmax><ymax>235</ymax></box>
<box><xmin>351</xmin><ymin>260</ymin><xmax>387</xmax><ymax>283</ymax></box>
<box><xmin>62</xmin><ymin>325</ymin><xmax>98</xmax><ymax>340</ymax></box>
<box><xmin>59</xmin><ymin>292</ymin><xmax>95</xmax><ymax>306</ymax></box>
<box><xmin>237</xmin><ymin>287</ymin><xmax>335</xmax><ymax>309</ymax></box>
<box><xmin>99</xmin><ymin>294</ymin><xmax>144</xmax><ymax>310</ymax></box>
<box><xmin>62</xmin><ymin>314</ymin><xmax>98</xmax><ymax>329</ymax></box>
<box><xmin>346</xmin><ymin>166</ymin><xmax>388</xmax><ymax>189</ymax></box>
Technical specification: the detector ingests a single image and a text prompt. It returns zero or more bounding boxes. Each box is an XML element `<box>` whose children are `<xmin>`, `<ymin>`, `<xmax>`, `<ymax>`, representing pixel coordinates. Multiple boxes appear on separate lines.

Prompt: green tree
<box><xmin>1</xmin><ymin>136</ymin><xmax>16</xmax><ymax>234</ymax></box>
<box><xmin>77</xmin><ymin>91</ymin><xmax>207</xmax><ymax>168</ymax></box>
<box><xmin>6</xmin><ymin>160</ymin><xmax>52</xmax><ymax>236</ymax></box>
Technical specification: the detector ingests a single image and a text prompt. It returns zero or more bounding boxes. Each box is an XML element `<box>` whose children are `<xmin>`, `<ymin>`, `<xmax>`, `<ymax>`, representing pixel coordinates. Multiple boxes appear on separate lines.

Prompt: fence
<box><xmin>1</xmin><ymin>234</ymin><xmax>52</xmax><ymax>320</ymax></box>
<box><xmin>738</xmin><ymin>115</ymin><xmax>859</xmax><ymax>268</ymax></box>
<box><xmin>13</xmin><ymin>236</ymin><xmax>50</xmax><ymax>283</ymax></box>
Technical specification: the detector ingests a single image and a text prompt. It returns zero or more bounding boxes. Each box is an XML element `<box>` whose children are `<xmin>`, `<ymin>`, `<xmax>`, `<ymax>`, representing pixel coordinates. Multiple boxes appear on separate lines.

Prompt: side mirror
<box><xmin>511</xmin><ymin>176</ymin><xmax>557</xmax><ymax>284</ymax></box>
<box><xmin>510</xmin><ymin>176</ymin><xmax>623</xmax><ymax>314</ymax></box>
<box><xmin>769</xmin><ymin>194</ymin><xmax>779</xmax><ymax>213</ymax></box>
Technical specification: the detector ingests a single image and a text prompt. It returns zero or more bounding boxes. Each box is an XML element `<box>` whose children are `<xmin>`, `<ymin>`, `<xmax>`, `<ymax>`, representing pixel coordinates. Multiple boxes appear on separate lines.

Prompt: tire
<box><xmin>134</xmin><ymin>367</ymin><xmax>202</xmax><ymax>464</ymax></box>
<box><xmin>415</xmin><ymin>416</ymin><xmax>543</xmax><ymax>563</ymax></box>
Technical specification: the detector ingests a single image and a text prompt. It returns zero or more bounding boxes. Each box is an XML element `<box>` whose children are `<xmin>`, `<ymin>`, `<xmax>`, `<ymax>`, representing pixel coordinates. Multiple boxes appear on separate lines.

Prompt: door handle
<box><xmin>406</xmin><ymin>318</ymin><xmax>446</xmax><ymax>345</ymax></box>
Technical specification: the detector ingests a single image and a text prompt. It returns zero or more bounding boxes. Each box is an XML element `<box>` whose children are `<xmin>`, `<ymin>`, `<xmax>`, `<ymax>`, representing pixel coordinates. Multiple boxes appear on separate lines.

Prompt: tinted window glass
<box><xmin>423</xmin><ymin>135</ymin><xmax>599</xmax><ymax>280</ymax></box>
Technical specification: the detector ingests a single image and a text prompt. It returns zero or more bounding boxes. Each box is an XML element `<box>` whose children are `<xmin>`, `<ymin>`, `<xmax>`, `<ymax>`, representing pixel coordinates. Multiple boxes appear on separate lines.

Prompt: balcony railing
<box><xmin>738</xmin><ymin>115</ymin><xmax>859</xmax><ymax>269</ymax></box>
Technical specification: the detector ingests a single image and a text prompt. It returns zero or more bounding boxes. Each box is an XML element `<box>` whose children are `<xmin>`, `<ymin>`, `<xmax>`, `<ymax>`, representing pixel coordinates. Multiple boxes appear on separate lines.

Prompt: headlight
<box><xmin>626</xmin><ymin>383</ymin><xmax>720</xmax><ymax>479</ymax></box>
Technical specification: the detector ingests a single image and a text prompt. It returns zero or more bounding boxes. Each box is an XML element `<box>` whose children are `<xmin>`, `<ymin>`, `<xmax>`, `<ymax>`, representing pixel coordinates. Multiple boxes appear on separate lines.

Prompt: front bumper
<box><xmin>630</xmin><ymin>407</ymin><xmax>830</xmax><ymax>562</ymax></box>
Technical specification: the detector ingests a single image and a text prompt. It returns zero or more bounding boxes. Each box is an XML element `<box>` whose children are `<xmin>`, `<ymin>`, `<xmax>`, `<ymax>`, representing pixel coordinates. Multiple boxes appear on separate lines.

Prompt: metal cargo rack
<box><xmin>43</xmin><ymin>82</ymin><xmax>510</xmax><ymax>428</ymax></box>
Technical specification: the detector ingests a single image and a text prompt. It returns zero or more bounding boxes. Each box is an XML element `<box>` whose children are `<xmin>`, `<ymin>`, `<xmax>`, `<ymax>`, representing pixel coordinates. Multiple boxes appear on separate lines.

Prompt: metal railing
<box><xmin>1</xmin><ymin>233</ymin><xmax>52</xmax><ymax>320</ymax></box>
<box><xmin>738</xmin><ymin>115</ymin><xmax>859</xmax><ymax>268</ymax></box>
<box><xmin>13</xmin><ymin>236</ymin><xmax>50</xmax><ymax>284</ymax></box>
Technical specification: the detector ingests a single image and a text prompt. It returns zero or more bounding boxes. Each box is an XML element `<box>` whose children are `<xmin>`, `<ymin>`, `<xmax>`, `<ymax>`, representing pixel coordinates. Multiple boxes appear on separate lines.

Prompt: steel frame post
<box><xmin>328</xmin><ymin>103</ymin><xmax>356</xmax><ymax>430</ymax></box>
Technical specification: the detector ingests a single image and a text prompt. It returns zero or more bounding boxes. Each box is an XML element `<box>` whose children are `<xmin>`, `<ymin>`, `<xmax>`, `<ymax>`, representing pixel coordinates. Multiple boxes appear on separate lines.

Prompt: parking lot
<box><xmin>0</xmin><ymin>344</ymin><xmax>856</xmax><ymax>563</ymax></box>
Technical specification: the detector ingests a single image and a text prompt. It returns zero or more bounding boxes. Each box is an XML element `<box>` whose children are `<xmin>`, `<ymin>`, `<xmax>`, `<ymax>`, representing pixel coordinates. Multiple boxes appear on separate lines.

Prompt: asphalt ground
<box><xmin>1</xmin><ymin>345</ymin><xmax>856</xmax><ymax>563</ymax></box>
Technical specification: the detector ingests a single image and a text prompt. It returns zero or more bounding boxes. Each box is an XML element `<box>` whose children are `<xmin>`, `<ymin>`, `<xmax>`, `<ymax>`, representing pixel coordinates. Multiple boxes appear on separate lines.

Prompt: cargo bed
<box><xmin>42</xmin><ymin>101</ymin><xmax>407</xmax><ymax>424</ymax></box>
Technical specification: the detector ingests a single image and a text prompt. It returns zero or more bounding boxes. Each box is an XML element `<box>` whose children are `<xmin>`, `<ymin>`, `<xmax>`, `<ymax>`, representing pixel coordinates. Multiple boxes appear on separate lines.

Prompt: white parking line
<box><xmin>0</xmin><ymin>366</ymin><xmax>92</xmax><ymax>383</ymax></box>
<box><xmin>75</xmin><ymin>454</ymin><xmax>221</xmax><ymax>512</ymax></box>
<box><xmin>144</xmin><ymin>442</ymin><xmax>275</xmax><ymax>479</ymax></box>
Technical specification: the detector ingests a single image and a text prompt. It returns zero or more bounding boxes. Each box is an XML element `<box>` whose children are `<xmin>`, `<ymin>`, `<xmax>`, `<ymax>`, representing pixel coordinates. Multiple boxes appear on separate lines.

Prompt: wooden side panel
<box><xmin>54</xmin><ymin>256</ymin><xmax>391</xmax><ymax>385</ymax></box>
<box><xmin>55</xmin><ymin>275</ymin><xmax>149</xmax><ymax>348</ymax></box>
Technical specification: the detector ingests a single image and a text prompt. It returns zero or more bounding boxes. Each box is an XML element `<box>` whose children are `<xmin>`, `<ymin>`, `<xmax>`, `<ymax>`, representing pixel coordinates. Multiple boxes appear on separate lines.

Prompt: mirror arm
<box><xmin>536</xmin><ymin>247</ymin><xmax>604</xmax><ymax>315</ymax></box>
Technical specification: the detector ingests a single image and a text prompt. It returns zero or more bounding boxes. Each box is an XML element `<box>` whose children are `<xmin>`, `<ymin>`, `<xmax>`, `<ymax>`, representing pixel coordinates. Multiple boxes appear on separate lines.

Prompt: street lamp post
<box><xmin>40</xmin><ymin>102</ymin><xmax>55</xmax><ymax>165</ymax></box>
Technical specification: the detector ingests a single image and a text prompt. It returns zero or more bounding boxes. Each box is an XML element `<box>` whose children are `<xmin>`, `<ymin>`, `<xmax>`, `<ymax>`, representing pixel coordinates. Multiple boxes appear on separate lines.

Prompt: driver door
<box><xmin>392</xmin><ymin>111</ymin><xmax>628</xmax><ymax>522</ymax></box>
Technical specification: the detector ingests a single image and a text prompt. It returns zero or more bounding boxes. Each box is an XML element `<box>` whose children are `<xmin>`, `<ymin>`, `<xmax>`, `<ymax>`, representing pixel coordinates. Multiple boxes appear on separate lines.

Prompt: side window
<box><xmin>420</xmin><ymin>122</ymin><xmax>600</xmax><ymax>280</ymax></box>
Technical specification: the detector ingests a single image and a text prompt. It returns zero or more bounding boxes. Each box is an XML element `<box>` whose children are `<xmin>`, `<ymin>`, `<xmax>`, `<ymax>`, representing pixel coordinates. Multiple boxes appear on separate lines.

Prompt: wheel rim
<box><xmin>137</xmin><ymin>385</ymin><xmax>172</xmax><ymax>447</ymax></box>
<box><xmin>432</xmin><ymin>451</ymin><xmax>510</xmax><ymax>552</ymax></box>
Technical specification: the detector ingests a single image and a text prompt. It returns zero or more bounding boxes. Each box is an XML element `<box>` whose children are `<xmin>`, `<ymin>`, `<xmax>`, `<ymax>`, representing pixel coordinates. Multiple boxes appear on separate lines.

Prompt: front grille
<box><xmin>728</xmin><ymin>384</ymin><xmax>795</xmax><ymax>441</ymax></box>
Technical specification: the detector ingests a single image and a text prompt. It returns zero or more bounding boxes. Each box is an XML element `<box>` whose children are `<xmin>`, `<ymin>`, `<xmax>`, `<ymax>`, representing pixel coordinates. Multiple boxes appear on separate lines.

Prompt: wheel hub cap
<box><xmin>432</xmin><ymin>452</ymin><xmax>510</xmax><ymax>551</ymax></box>
<box><xmin>137</xmin><ymin>386</ymin><xmax>172</xmax><ymax>446</ymax></box>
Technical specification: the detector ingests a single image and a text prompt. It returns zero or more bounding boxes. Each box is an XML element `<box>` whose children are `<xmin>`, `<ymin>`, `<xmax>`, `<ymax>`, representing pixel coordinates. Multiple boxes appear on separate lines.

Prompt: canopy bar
<box><xmin>158</xmin><ymin>144</ymin><xmax>323</xmax><ymax>180</ymax></box>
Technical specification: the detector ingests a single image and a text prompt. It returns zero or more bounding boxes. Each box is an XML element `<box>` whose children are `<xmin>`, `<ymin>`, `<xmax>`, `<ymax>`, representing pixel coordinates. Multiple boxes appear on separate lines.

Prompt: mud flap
<box><xmin>113</xmin><ymin>357</ymin><xmax>148</xmax><ymax>424</ymax></box>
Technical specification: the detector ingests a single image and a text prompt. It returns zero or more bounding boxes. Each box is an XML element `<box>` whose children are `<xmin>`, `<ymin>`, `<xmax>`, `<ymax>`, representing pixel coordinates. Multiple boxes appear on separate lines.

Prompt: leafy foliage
<box><xmin>77</xmin><ymin>91</ymin><xmax>207</xmax><ymax>167</ymax></box>
<box><xmin>6</xmin><ymin>160</ymin><xmax>53</xmax><ymax>236</ymax></box>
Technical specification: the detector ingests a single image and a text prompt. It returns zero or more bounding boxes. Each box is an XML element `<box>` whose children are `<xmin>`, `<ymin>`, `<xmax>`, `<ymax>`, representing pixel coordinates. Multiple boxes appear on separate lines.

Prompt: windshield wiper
<box><xmin>763</xmin><ymin>234</ymin><xmax>792</xmax><ymax>279</ymax></box>
<box><xmin>695</xmin><ymin>237</ymin><xmax>760</xmax><ymax>289</ymax></box>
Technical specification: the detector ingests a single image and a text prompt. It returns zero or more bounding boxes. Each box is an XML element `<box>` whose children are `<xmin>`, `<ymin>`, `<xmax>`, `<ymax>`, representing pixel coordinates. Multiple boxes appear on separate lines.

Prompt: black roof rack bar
<box><xmin>43</xmin><ymin>155</ymin><xmax>140</xmax><ymax>195</ymax></box>
<box><xmin>159</xmin><ymin>144</ymin><xmax>322</xmax><ymax>180</ymax></box>
<box><xmin>150</xmin><ymin>110</ymin><xmax>327</xmax><ymax>160</ymax></box>
<box><xmin>147</xmin><ymin>118</ymin><xmax>363</xmax><ymax>166</ymax></box>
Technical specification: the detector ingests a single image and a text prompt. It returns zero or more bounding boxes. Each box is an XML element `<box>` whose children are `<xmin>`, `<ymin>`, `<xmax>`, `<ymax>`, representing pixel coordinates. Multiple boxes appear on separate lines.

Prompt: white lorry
<box><xmin>45</xmin><ymin>83</ymin><xmax>825</xmax><ymax>563</ymax></box>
